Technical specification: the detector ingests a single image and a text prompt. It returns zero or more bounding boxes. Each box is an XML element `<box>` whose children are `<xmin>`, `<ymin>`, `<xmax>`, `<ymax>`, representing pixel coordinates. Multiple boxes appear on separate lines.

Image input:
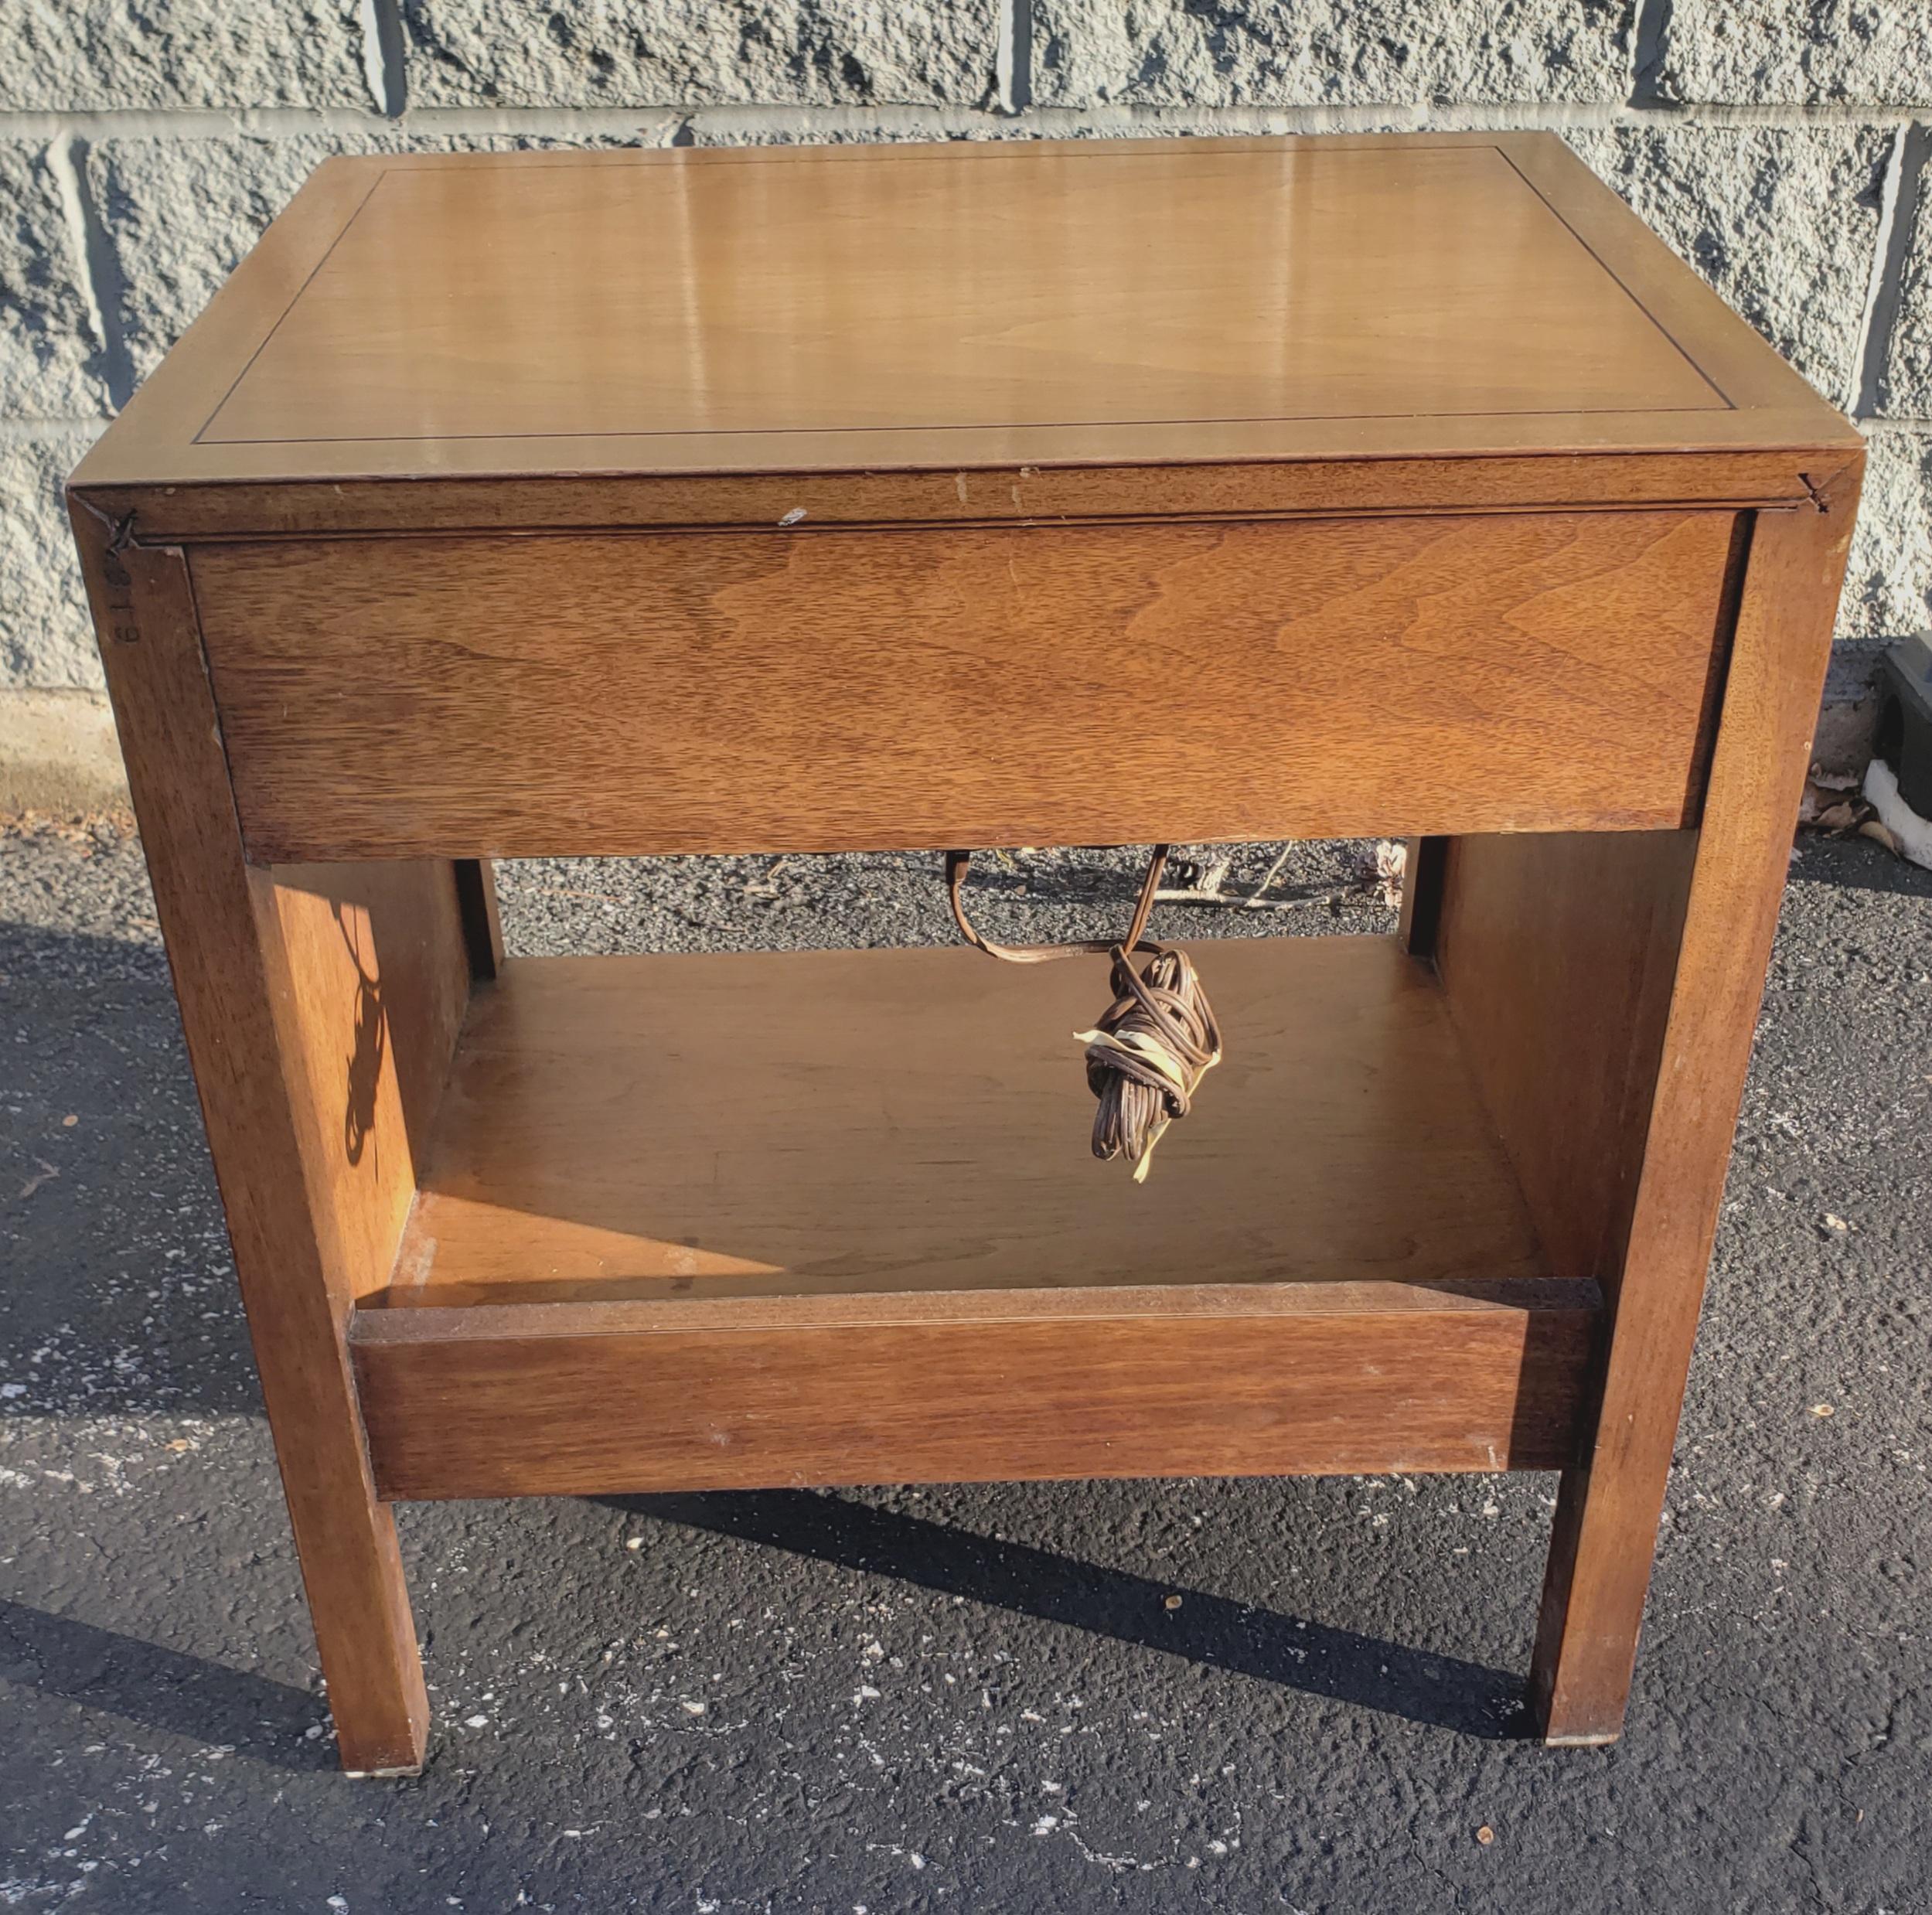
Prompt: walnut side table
<box><xmin>70</xmin><ymin>134</ymin><xmax>1862</xmax><ymax>1771</ymax></box>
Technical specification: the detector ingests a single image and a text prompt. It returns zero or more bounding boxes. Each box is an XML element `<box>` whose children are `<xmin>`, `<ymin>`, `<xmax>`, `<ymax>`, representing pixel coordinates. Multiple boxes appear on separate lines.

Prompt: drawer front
<box><xmin>190</xmin><ymin>512</ymin><xmax>1737</xmax><ymax>862</ymax></box>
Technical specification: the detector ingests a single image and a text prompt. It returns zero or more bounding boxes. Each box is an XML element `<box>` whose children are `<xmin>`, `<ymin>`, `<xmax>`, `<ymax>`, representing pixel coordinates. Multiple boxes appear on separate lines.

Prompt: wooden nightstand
<box><xmin>69</xmin><ymin>133</ymin><xmax>1862</xmax><ymax>1771</ymax></box>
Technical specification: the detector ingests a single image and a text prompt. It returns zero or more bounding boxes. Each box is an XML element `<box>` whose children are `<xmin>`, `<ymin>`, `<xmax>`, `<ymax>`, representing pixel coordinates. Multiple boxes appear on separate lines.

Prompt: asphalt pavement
<box><xmin>3</xmin><ymin>821</ymin><xmax>1929</xmax><ymax>1912</ymax></box>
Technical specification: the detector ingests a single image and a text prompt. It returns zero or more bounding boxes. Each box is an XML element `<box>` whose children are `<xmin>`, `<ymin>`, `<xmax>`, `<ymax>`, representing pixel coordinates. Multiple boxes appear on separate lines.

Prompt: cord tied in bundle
<box><xmin>945</xmin><ymin>845</ymin><xmax>1222</xmax><ymax>1182</ymax></box>
<box><xmin>1075</xmin><ymin>942</ymin><xmax>1221</xmax><ymax>1181</ymax></box>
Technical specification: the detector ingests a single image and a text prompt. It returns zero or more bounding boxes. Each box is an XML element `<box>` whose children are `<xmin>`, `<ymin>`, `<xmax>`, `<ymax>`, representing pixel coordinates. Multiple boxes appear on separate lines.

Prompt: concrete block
<box><xmin>1655</xmin><ymin>1</ymin><xmax>1932</xmax><ymax>107</ymax></box>
<box><xmin>0</xmin><ymin>690</ymin><xmax>128</xmax><ymax>815</ymax></box>
<box><xmin>0</xmin><ymin>0</ymin><xmax>368</xmax><ymax>111</ymax></box>
<box><xmin>1811</xmin><ymin>639</ymin><xmax>1887</xmax><ymax>779</ymax></box>
<box><xmin>1566</xmin><ymin>124</ymin><xmax>1889</xmax><ymax>410</ymax></box>
<box><xmin>401</xmin><ymin>0</ymin><xmax>998</xmax><ymax>107</ymax></box>
<box><xmin>2</xmin><ymin>426</ymin><xmax>104</xmax><ymax>693</ymax></box>
<box><xmin>87</xmin><ymin>136</ymin><xmax>356</xmax><ymax>385</ymax></box>
<box><xmin>1032</xmin><ymin>0</ymin><xmax>1633</xmax><ymax>107</ymax></box>
<box><xmin>1</xmin><ymin>141</ymin><xmax>110</xmax><ymax>419</ymax></box>
<box><xmin>1879</xmin><ymin>163</ymin><xmax>1932</xmax><ymax>417</ymax></box>
<box><xmin>1838</xmin><ymin>431</ymin><xmax>1932</xmax><ymax>645</ymax></box>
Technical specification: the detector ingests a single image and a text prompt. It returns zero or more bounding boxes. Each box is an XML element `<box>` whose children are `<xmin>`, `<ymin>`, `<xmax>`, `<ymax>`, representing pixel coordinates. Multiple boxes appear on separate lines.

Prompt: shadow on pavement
<box><xmin>604</xmin><ymin>1487</ymin><xmax>1529</xmax><ymax>1740</ymax></box>
<box><xmin>1787</xmin><ymin>836</ymin><xmax>1932</xmax><ymax>899</ymax></box>
<box><xmin>0</xmin><ymin>1598</ymin><xmax>329</xmax><ymax>1772</ymax></box>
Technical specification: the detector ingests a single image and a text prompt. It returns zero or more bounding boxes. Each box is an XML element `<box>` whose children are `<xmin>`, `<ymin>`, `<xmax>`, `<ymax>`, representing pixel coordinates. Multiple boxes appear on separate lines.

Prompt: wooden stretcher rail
<box><xmin>349</xmin><ymin>1277</ymin><xmax>1603</xmax><ymax>1500</ymax></box>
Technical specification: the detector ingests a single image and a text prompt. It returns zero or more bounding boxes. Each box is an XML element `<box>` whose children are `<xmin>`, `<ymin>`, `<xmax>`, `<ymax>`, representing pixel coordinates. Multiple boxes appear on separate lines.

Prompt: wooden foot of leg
<box><xmin>306</xmin><ymin>1553</ymin><xmax>428</xmax><ymax>1774</ymax></box>
<box><xmin>282</xmin><ymin>1448</ymin><xmax>429</xmax><ymax>1773</ymax></box>
<box><xmin>1528</xmin><ymin>1462</ymin><xmax>1652</xmax><ymax>1746</ymax></box>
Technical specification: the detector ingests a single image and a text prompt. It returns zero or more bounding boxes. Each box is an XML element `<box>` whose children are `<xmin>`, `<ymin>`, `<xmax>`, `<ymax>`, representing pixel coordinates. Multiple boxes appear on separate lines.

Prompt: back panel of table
<box><xmin>189</xmin><ymin>510</ymin><xmax>1740</xmax><ymax>862</ymax></box>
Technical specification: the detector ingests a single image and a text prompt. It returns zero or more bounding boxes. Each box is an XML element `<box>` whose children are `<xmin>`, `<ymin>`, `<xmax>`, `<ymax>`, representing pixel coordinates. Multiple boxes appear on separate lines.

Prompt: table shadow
<box><xmin>601</xmin><ymin>1487</ymin><xmax>1530</xmax><ymax>1740</ymax></box>
<box><xmin>0</xmin><ymin>1598</ymin><xmax>330</xmax><ymax>1772</ymax></box>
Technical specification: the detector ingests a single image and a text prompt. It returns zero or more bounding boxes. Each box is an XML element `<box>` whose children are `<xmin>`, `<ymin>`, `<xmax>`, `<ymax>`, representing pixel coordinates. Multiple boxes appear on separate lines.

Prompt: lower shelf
<box><xmin>350</xmin><ymin>935</ymin><xmax>1597</xmax><ymax>1498</ymax></box>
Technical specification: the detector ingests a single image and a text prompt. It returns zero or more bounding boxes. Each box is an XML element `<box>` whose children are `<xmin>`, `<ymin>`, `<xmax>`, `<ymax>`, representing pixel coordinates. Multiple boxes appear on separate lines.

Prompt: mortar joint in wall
<box><xmin>46</xmin><ymin>132</ymin><xmax>134</xmax><ymax>415</ymax></box>
<box><xmin>357</xmin><ymin>0</ymin><xmax>408</xmax><ymax>118</ymax></box>
<box><xmin>0</xmin><ymin>97</ymin><xmax>1927</xmax><ymax>144</ymax></box>
<box><xmin>997</xmin><ymin>0</ymin><xmax>1033</xmax><ymax>115</ymax></box>
<box><xmin>1628</xmin><ymin>0</ymin><xmax>1672</xmax><ymax>109</ymax></box>
<box><xmin>1853</xmin><ymin>123</ymin><xmax>1931</xmax><ymax>419</ymax></box>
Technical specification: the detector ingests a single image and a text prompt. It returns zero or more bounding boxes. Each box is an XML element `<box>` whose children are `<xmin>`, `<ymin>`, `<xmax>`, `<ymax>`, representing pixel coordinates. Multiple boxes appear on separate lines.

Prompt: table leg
<box><xmin>1528</xmin><ymin>486</ymin><xmax>1858</xmax><ymax>1743</ymax></box>
<box><xmin>72</xmin><ymin>517</ymin><xmax>475</xmax><ymax>1773</ymax></box>
<box><xmin>1412</xmin><ymin>481</ymin><xmax>1859</xmax><ymax>1743</ymax></box>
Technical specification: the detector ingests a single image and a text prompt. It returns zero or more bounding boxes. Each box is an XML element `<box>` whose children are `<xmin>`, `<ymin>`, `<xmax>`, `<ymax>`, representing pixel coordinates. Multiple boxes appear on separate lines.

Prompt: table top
<box><xmin>75</xmin><ymin>132</ymin><xmax>1855</xmax><ymax>529</ymax></box>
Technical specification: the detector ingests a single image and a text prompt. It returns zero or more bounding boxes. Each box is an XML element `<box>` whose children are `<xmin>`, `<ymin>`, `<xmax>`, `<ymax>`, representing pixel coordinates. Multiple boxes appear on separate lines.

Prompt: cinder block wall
<box><xmin>5</xmin><ymin>2</ymin><xmax>1929</xmax><ymax>809</ymax></box>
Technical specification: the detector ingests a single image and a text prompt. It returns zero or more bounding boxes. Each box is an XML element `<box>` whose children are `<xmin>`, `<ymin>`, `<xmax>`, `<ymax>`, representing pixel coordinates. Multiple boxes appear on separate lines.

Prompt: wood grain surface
<box><xmin>70</xmin><ymin>449</ymin><xmax>1832</xmax><ymax>544</ymax></box>
<box><xmin>1529</xmin><ymin>472</ymin><xmax>1863</xmax><ymax>1746</ymax></box>
<box><xmin>70</xmin><ymin>134</ymin><xmax>1855</xmax><ymax>508</ymax></box>
<box><xmin>203</xmin><ymin>142</ymin><xmax>1723</xmax><ymax>443</ymax></box>
<box><xmin>351</xmin><ymin>1280</ymin><xmax>1600</xmax><ymax>1499</ymax></box>
<box><xmin>371</xmin><ymin>936</ymin><xmax>1549</xmax><ymax>1308</ymax></box>
<box><xmin>1433</xmin><ymin>830</ymin><xmax>1698</xmax><ymax>1290</ymax></box>
<box><xmin>267</xmin><ymin>861</ymin><xmax>472</xmax><ymax>1302</ymax></box>
<box><xmin>70</xmin><ymin>517</ymin><xmax>432</xmax><ymax>1774</ymax></box>
<box><xmin>191</xmin><ymin>510</ymin><xmax>1737</xmax><ymax>861</ymax></box>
